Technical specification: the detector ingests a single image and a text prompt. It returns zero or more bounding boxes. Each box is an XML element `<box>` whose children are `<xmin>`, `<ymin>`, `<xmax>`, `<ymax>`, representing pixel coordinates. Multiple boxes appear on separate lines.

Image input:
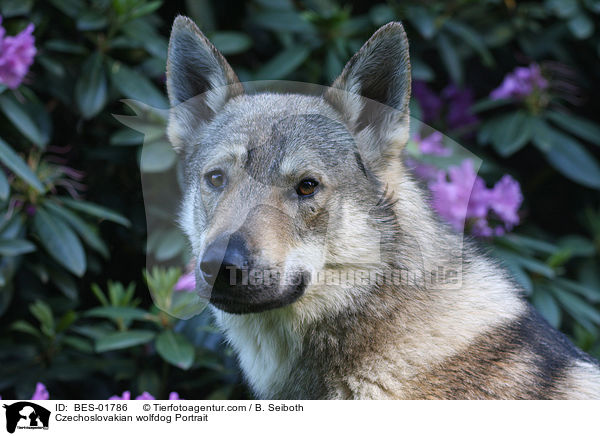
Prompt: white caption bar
<box><xmin>0</xmin><ymin>400</ymin><xmax>598</xmax><ymax>436</ymax></box>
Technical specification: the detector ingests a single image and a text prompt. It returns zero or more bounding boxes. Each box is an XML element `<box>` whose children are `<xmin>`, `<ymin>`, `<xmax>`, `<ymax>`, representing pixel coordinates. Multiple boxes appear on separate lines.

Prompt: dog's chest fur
<box><xmin>214</xmin><ymin>266</ymin><xmax>600</xmax><ymax>400</ymax></box>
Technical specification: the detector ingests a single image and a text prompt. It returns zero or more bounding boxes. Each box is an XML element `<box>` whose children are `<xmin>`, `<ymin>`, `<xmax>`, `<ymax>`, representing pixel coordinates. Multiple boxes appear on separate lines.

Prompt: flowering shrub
<box><xmin>0</xmin><ymin>17</ymin><xmax>36</xmax><ymax>89</ymax></box>
<box><xmin>0</xmin><ymin>0</ymin><xmax>599</xmax><ymax>400</ymax></box>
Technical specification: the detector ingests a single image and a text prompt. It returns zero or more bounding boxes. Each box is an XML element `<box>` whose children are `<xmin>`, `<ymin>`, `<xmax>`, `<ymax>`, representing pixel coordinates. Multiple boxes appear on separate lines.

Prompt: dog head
<box><xmin>166</xmin><ymin>17</ymin><xmax>411</xmax><ymax>314</ymax></box>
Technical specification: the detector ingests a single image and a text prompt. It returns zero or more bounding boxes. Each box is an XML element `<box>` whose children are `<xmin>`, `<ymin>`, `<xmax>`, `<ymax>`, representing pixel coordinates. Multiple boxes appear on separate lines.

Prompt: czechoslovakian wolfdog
<box><xmin>165</xmin><ymin>16</ymin><xmax>600</xmax><ymax>399</ymax></box>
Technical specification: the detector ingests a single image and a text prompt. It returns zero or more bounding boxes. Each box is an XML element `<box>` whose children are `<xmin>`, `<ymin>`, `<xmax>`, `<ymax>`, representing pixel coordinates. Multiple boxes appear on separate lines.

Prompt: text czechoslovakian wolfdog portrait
<box><xmin>164</xmin><ymin>15</ymin><xmax>600</xmax><ymax>399</ymax></box>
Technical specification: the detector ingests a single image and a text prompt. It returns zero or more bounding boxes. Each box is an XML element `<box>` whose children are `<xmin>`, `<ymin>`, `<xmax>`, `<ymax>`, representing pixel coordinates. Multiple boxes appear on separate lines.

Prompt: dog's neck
<box><xmin>212</xmin><ymin>306</ymin><xmax>305</xmax><ymax>398</ymax></box>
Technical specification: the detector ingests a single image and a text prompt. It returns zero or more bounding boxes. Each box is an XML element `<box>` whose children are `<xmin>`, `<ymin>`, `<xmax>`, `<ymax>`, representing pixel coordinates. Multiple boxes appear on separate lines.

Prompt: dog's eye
<box><xmin>206</xmin><ymin>170</ymin><xmax>225</xmax><ymax>189</ymax></box>
<box><xmin>296</xmin><ymin>179</ymin><xmax>319</xmax><ymax>197</ymax></box>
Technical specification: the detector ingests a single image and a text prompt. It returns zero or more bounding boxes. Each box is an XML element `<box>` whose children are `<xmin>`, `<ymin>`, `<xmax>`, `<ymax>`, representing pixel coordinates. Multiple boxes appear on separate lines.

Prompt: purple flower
<box><xmin>428</xmin><ymin>159</ymin><xmax>523</xmax><ymax>237</ymax></box>
<box><xmin>413</xmin><ymin>131</ymin><xmax>450</xmax><ymax>156</ymax></box>
<box><xmin>30</xmin><ymin>382</ymin><xmax>49</xmax><ymax>400</ymax></box>
<box><xmin>429</xmin><ymin>160</ymin><xmax>485</xmax><ymax>231</ymax></box>
<box><xmin>0</xmin><ymin>17</ymin><xmax>36</xmax><ymax>89</ymax></box>
<box><xmin>412</xmin><ymin>80</ymin><xmax>442</xmax><ymax>123</ymax></box>
<box><xmin>109</xmin><ymin>391</ymin><xmax>131</xmax><ymax>400</ymax></box>
<box><xmin>489</xmin><ymin>175</ymin><xmax>523</xmax><ymax>229</ymax></box>
<box><xmin>490</xmin><ymin>63</ymin><xmax>548</xmax><ymax>100</ymax></box>
<box><xmin>442</xmin><ymin>85</ymin><xmax>478</xmax><ymax>130</ymax></box>
<box><xmin>109</xmin><ymin>391</ymin><xmax>181</xmax><ymax>400</ymax></box>
<box><xmin>174</xmin><ymin>271</ymin><xmax>196</xmax><ymax>292</ymax></box>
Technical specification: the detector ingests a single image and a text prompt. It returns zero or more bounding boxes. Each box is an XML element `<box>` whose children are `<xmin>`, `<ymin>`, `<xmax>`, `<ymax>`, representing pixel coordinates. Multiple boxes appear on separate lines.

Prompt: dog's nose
<box><xmin>200</xmin><ymin>234</ymin><xmax>250</xmax><ymax>281</ymax></box>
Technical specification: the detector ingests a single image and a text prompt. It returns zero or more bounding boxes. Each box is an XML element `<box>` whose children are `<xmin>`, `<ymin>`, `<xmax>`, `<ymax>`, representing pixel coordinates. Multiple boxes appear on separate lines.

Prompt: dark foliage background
<box><xmin>1</xmin><ymin>0</ymin><xmax>599</xmax><ymax>399</ymax></box>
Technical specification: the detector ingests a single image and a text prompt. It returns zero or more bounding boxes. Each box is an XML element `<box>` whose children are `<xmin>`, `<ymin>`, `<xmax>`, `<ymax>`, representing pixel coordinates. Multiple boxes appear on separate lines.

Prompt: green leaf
<box><xmin>490</xmin><ymin>111</ymin><xmax>533</xmax><ymax>157</ymax></box>
<box><xmin>0</xmin><ymin>138</ymin><xmax>44</xmax><ymax>192</ymax></box>
<box><xmin>75</xmin><ymin>52</ymin><xmax>107</xmax><ymax>119</ymax></box>
<box><xmin>210</xmin><ymin>32</ymin><xmax>252</xmax><ymax>55</ymax></box>
<box><xmin>324</xmin><ymin>48</ymin><xmax>344</xmax><ymax>83</ymax></box>
<box><xmin>0</xmin><ymin>0</ymin><xmax>33</xmax><ymax>17</ymax></box>
<box><xmin>546</xmin><ymin>0</ymin><xmax>579</xmax><ymax>17</ymax></box>
<box><xmin>95</xmin><ymin>330</ymin><xmax>156</xmax><ymax>352</ymax></box>
<box><xmin>153</xmin><ymin>228</ymin><xmax>186</xmax><ymax>261</ymax></box>
<box><xmin>556</xmin><ymin>278</ymin><xmax>600</xmax><ymax>303</ymax></box>
<box><xmin>251</xmin><ymin>11</ymin><xmax>316</xmax><ymax>33</ymax></box>
<box><xmin>550</xmin><ymin>286</ymin><xmax>600</xmax><ymax>331</ymax></box>
<box><xmin>62</xmin><ymin>335</ymin><xmax>93</xmax><ymax>353</ymax></box>
<box><xmin>32</xmin><ymin>208</ymin><xmax>86</xmax><ymax>277</ymax></box>
<box><xmin>76</xmin><ymin>10</ymin><xmax>108</xmax><ymax>31</ymax></box>
<box><xmin>517</xmin><ymin>256</ymin><xmax>556</xmax><ymax>278</ymax></box>
<box><xmin>406</xmin><ymin>6</ymin><xmax>436</xmax><ymax>39</ymax></box>
<box><xmin>0</xmin><ymin>239</ymin><xmax>36</xmax><ymax>257</ymax></box>
<box><xmin>48</xmin><ymin>0</ymin><xmax>86</xmax><ymax>18</ymax></box>
<box><xmin>493</xmin><ymin>247</ymin><xmax>555</xmax><ymax>278</ymax></box>
<box><xmin>85</xmin><ymin>306</ymin><xmax>151</xmax><ymax>322</ymax></box>
<box><xmin>48</xmin><ymin>267</ymin><xmax>78</xmax><ymax>300</ymax></box>
<box><xmin>546</xmin><ymin>111</ymin><xmax>600</xmax><ymax>146</ymax></box>
<box><xmin>45</xmin><ymin>39</ymin><xmax>87</xmax><ymax>54</ymax></box>
<box><xmin>471</xmin><ymin>97</ymin><xmax>515</xmax><ymax>114</ymax></box>
<box><xmin>491</xmin><ymin>247</ymin><xmax>533</xmax><ymax>294</ymax></box>
<box><xmin>504</xmin><ymin>258</ymin><xmax>533</xmax><ymax>294</ymax></box>
<box><xmin>140</xmin><ymin>140</ymin><xmax>177</xmax><ymax>173</ymax></box>
<box><xmin>56</xmin><ymin>197</ymin><xmax>131</xmax><ymax>227</ymax></box>
<box><xmin>411</xmin><ymin>57</ymin><xmax>434</xmax><ymax>81</ymax></box>
<box><xmin>0</xmin><ymin>95</ymin><xmax>46</xmax><ymax>148</ymax></box>
<box><xmin>503</xmin><ymin>234</ymin><xmax>559</xmax><ymax>255</ymax></box>
<box><xmin>10</xmin><ymin>320</ymin><xmax>41</xmax><ymax>338</ymax></box>
<box><xmin>532</xmin><ymin>288</ymin><xmax>561</xmax><ymax>328</ymax></box>
<box><xmin>369</xmin><ymin>4</ymin><xmax>395</xmax><ymax>26</ymax></box>
<box><xmin>558</xmin><ymin>235</ymin><xmax>596</xmax><ymax>257</ymax></box>
<box><xmin>91</xmin><ymin>283</ymin><xmax>109</xmax><ymax>306</ymax></box>
<box><xmin>0</xmin><ymin>170</ymin><xmax>8</xmax><ymax>200</ymax></box>
<box><xmin>436</xmin><ymin>34</ymin><xmax>462</xmax><ymax>85</ymax></box>
<box><xmin>128</xmin><ymin>0</ymin><xmax>163</xmax><ymax>20</ymax></box>
<box><xmin>110</xmin><ymin>129</ymin><xmax>144</xmax><ymax>146</ymax></box>
<box><xmin>29</xmin><ymin>300</ymin><xmax>55</xmax><ymax>337</ymax></box>
<box><xmin>56</xmin><ymin>310</ymin><xmax>77</xmax><ymax>333</ymax></box>
<box><xmin>155</xmin><ymin>330</ymin><xmax>195</xmax><ymax>370</ymax></box>
<box><xmin>536</xmin><ymin>126</ymin><xmax>600</xmax><ymax>189</ymax></box>
<box><xmin>110</xmin><ymin>61</ymin><xmax>168</xmax><ymax>109</ymax></box>
<box><xmin>444</xmin><ymin>20</ymin><xmax>493</xmax><ymax>66</ymax></box>
<box><xmin>43</xmin><ymin>201</ymin><xmax>109</xmax><ymax>258</ymax></box>
<box><xmin>255</xmin><ymin>46</ymin><xmax>311</xmax><ymax>80</ymax></box>
<box><xmin>567</xmin><ymin>13</ymin><xmax>594</xmax><ymax>39</ymax></box>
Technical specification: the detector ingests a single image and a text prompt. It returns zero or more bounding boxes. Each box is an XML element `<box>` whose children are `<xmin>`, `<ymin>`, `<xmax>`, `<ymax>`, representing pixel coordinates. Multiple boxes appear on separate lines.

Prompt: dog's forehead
<box><xmin>201</xmin><ymin>93</ymin><xmax>355</xmax><ymax>177</ymax></box>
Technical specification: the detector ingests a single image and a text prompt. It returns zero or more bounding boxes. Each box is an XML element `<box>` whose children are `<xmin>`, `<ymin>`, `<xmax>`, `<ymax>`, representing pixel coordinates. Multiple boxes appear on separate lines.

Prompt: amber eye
<box><xmin>206</xmin><ymin>170</ymin><xmax>225</xmax><ymax>189</ymax></box>
<box><xmin>296</xmin><ymin>179</ymin><xmax>319</xmax><ymax>197</ymax></box>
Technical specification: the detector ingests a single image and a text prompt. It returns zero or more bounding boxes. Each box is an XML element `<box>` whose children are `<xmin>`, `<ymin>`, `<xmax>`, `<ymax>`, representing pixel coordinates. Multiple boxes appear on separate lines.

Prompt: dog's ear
<box><xmin>325</xmin><ymin>22</ymin><xmax>411</xmax><ymax>168</ymax></box>
<box><xmin>166</xmin><ymin>16</ymin><xmax>243</xmax><ymax>151</ymax></box>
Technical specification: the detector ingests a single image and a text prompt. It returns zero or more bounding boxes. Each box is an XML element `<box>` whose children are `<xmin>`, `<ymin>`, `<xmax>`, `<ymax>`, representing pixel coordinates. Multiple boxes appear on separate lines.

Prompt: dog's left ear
<box><xmin>325</xmin><ymin>22</ymin><xmax>411</xmax><ymax>168</ymax></box>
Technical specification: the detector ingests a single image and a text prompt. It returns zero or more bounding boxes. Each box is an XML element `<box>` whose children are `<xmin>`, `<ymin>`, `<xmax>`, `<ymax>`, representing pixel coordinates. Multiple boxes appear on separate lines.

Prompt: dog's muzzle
<box><xmin>197</xmin><ymin>232</ymin><xmax>307</xmax><ymax>313</ymax></box>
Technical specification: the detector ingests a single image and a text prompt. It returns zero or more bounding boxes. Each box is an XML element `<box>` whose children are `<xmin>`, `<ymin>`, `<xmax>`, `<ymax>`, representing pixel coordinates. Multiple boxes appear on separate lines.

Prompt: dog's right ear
<box><xmin>166</xmin><ymin>16</ymin><xmax>243</xmax><ymax>151</ymax></box>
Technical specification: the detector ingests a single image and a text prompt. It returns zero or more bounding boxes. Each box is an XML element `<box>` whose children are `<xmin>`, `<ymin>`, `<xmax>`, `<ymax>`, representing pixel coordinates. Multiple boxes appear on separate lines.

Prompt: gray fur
<box><xmin>166</xmin><ymin>16</ymin><xmax>600</xmax><ymax>399</ymax></box>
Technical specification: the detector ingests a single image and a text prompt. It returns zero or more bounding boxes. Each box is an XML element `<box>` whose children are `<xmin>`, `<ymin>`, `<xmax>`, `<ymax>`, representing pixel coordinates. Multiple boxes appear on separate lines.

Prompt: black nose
<box><xmin>200</xmin><ymin>234</ymin><xmax>250</xmax><ymax>281</ymax></box>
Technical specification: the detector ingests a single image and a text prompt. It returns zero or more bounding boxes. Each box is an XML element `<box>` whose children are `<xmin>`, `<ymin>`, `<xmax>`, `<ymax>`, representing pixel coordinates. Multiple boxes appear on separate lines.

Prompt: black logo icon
<box><xmin>3</xmin><ymin>402</ymin><xmax>50</xmax><ymax>434</ymax></box>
